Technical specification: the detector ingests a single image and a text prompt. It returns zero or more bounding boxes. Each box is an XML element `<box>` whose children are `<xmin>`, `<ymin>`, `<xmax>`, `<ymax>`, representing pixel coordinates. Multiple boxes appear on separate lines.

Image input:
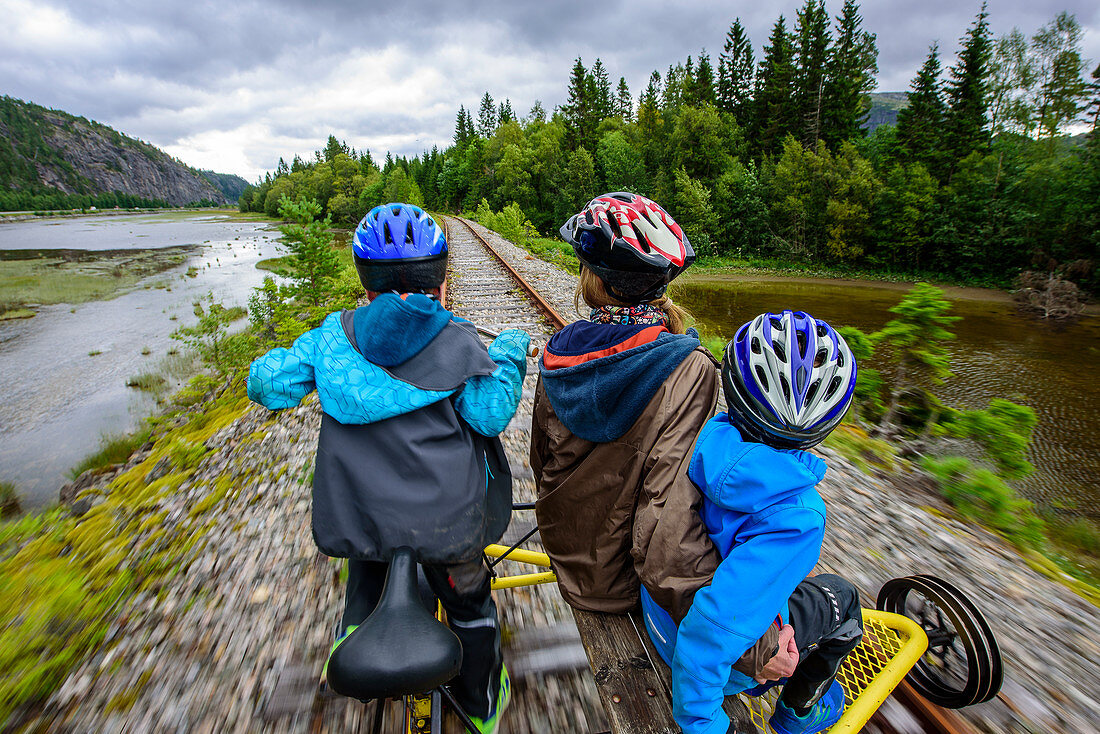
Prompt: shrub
<box><xmin>921</xmin><ymin>456</ymin><xmax>1045</xmax><ymax>549</ymax></box>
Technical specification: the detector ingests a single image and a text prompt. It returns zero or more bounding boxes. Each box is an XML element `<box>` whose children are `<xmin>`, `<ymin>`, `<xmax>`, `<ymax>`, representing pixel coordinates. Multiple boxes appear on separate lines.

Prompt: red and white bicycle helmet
<box><xmin>559</xmin><ymin>192</ymin><xmax>695</xmax><ymax>303</ymax></box>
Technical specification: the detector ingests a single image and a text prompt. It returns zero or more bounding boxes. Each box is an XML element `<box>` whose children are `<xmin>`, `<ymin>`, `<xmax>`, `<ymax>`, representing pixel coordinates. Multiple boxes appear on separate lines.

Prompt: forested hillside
<box><xmin>0</xmin><ymin>96</ymin><xmax>233</xmax><ymax>210</ymax></box>
<box><xmin>240</xmin><ymin>1</ymin><xmax>1100</xmax><ymax>292</ymax></box>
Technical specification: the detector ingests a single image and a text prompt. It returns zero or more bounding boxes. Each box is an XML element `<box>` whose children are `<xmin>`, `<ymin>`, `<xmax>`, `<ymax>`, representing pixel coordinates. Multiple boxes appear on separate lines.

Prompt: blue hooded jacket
<box><xmin>640</xmin><ymin>413</ymin><xmax>827</xmax><ymax>734</ymax></box>
<box><xmin>248</xmin><ymin>293</ymin><xmax>528</xmax><ymax>433</ymax></box>
<box><xmin>247</xmin><ymin>294</ymin><xmax>530</xmax><ymax>562</ymax></box>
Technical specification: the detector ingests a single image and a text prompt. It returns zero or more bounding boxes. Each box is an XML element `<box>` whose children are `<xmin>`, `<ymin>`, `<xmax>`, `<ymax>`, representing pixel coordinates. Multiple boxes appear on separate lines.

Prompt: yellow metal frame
<box><xmin>484</xmin><ymin>544</ymin><xmax>557</xmax><ymax>589</ymax></box>
<box><xmin>739</xmin><ymin>609</ymin><xmax>928</xmax><ymax>733</ymax></box>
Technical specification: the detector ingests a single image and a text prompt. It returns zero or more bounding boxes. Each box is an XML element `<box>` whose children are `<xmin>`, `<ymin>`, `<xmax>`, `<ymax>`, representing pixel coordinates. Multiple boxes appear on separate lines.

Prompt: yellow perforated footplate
<box><xmin>739</xmin><ymin>610</ymin><xmax>928</xmax><ymax>733</ymax></box>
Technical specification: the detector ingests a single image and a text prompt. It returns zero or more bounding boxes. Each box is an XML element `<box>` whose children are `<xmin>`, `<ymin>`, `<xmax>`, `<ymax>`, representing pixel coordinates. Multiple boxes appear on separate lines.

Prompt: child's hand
<box><xmin>754</xmin><ymin>624</ymin><xmax>799</xmax><ymax>683</ymax></box>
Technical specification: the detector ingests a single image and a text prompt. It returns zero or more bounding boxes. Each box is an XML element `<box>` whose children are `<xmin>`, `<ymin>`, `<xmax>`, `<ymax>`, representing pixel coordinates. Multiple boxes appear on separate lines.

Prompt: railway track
<box><xmin>302</xmin><ymin>215</ymin><xmax>973</xmax><ymax>734</ymax></box>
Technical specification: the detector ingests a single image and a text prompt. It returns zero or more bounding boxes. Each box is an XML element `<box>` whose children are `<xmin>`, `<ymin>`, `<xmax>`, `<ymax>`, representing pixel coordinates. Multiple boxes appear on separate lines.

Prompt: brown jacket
<box><xmin>531</xmin><ymin>347</ymin><xmax>721</xmax><ymax>622</ymax></box>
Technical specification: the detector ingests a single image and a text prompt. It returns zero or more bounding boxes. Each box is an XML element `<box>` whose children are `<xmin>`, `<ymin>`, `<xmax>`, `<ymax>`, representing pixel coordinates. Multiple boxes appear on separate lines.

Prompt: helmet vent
<box><xmin>391</xmin><ymin>205</ymin><xmax>402</xmax><ymax>216</ymax></box>
<box><xmin>770</xmin><ymin>317</ymin><xmax>783</xmax><ymax>330</ymax></box>
<box><xmin>836</xmin><ymin>350</ymin><xmax>845</xmax><ymax>368</ymax></box>
<box><xmin>779</xmin><ymin>374</ymin><xmax>791</xmax><ymax>402</ymax></box>
<box><xmin>426</xmin><ymin>217</ymin><xmax>435</xmax><ymax>228</ymax></box>
<box><xmin>817</xmin><ymin>323</ymin><xmax>828</xmax><ymax>337</ymax></box>
<box><xmin>806</xmin><ymin>380</ymin><xmax>820</xmax><ymax>405</ymax></box>
<box><xmin>755</xmin><ymin>365</ymin><xmax>769</xmax><ymax>391</ymax></box>
<box><xmin>814</xmin><ymin>348</ymin><xmax>828</xmax><ymax>368</ymax></box>
<box><xmin>773</xmin><ymin>340</ymin><xmax>786</xmax><ymax>362</ymax></box>
<box><xmin>751</xmin><ymin>336</ymin><xmax>762</xmax><ymax>354</ymax></box>
<box><xmin>796</xmin><ymin>331</ymin><xmax>807</xmax><ymax>358</ymax></box>
<box><xmin>824</xmin><ymin>376</ymin><xmax>842</xmax><ymax>400</ymax></box>
<box><xmin>633</xmin><ymin>225</ymin><xmax>651</xmax><ymax>252</ymax></box>
<box><xmin>406</xmin><ymin>222</ymin><xmax>415</xmax><ymax>244</ymax></box>
<box><xmin>383</xmin><ymin>223</ymin><xmax>394</xmax><ymax>245</ymax></box>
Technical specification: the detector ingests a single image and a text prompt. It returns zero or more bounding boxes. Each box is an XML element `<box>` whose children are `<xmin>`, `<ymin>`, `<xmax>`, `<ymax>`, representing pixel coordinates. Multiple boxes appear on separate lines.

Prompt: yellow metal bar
<box><xmin>830</xmin><ymin>609</ymin><xmax>929</xmax><ymax>733</ymax></box>
<box><xmin>491</xmin><ymin>571</ymin><xmax>558</xmax><ymax>589</ymax></box>
<box><xmin>484</xmin><ymin>544</ymin><xmax>552</xmax><ymax>568</ymax></box>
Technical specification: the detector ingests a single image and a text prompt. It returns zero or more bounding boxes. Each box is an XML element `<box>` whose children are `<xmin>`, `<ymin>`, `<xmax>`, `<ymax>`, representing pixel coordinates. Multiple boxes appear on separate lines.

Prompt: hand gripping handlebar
<box><xmin>475</xmin><ymin>326</ymin><xmax>540</xmax><ymax>358</ymax></box>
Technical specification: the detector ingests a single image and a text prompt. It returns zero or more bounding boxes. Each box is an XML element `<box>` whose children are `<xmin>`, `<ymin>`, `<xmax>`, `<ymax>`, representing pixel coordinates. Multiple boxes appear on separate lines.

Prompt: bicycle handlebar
<box><xmin>475</xmin><ymin>326</ymin><xmax>540</xmax><ymax>358</ymax></box>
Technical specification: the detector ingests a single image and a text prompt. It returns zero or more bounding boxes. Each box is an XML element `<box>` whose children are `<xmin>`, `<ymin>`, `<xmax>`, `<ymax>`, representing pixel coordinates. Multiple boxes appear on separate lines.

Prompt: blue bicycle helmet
<box><xmin>352</xmin><ymin>203</ymin><xmax>447</xmax><ymax>293</ymax></box>
<box><xmin>722</xmin><ymin>310</ymin><xmax>857</xmax><ymax>450</ymax></box>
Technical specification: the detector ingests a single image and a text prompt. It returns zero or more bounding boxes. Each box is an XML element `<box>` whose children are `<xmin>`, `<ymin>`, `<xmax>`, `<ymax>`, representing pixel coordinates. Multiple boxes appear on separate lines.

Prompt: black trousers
<box><xmin>342</xmin><ymin>557</ymin><xmax>502</xmax><ymax>720</ymax></box>
<box><xmin>779</xmin><ymin>574</ymin><xmax>864</xmax><ymax>710</ymax></box>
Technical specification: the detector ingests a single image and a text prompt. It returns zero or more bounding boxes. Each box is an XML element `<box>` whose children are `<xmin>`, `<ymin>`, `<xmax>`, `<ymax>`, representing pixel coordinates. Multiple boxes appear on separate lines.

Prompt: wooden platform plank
<box><xmin>628</xmin><ymin>610</ymin><xmax>759</xmax><ymax>734</ymax></box>
<box><xmin>572</xmin><ymin>608</ymin><xmax>679</xmax><ymax>734</ymax></box>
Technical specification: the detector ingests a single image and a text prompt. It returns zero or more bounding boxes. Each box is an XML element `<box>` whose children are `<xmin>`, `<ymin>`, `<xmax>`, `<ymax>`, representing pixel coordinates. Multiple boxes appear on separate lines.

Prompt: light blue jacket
<box><xmin>640</xmin><ymin>413</ymin><xmax>827</xmax><ymax>734</ymax></box>
<box><xmin>247</xmin><ymin>293</ymin><xmax>528</xmax><ymax>434</ymax></box>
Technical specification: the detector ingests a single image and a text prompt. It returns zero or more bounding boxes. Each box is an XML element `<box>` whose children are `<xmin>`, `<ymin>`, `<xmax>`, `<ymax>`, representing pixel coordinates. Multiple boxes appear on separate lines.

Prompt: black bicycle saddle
<box><xmin>326</xmin><ymin>547</ymin><xmax>463</xmax><ymax>700</ymax></box>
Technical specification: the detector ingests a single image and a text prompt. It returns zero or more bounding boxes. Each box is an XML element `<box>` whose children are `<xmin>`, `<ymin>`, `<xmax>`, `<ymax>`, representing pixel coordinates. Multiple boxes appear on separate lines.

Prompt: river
<box><xmin>675</xmin><ymin>275</ymin><xmax>1100</xmax><ymax>521</ymax></box>
<box><xmin>0</xmin><ymin>212</ymin><xmax>283</xmax><ymax>508</ymax></box>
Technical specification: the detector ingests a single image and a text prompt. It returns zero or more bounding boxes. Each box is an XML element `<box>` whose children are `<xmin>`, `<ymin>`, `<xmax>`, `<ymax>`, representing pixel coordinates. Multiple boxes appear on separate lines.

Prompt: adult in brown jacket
<box><xmin>531</xmin><ymin>193</ymin><xmax>721</xmax><ymax>623</ymax></box>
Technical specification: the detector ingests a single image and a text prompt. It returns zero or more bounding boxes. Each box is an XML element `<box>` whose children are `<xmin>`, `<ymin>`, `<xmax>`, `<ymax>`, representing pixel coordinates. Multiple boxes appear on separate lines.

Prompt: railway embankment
<box><xmin>6</xmin><ymin>218</ymin><xmax>1098</xmax><ymax>733</ymax></box>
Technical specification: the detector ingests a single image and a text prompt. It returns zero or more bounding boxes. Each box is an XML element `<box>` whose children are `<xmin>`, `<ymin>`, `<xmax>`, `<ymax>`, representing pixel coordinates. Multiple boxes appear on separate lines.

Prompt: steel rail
<box><xmin>445</xmin><ymin>216</ymin><xmax>567</xmax><ymax>331</ymax></box>
<box><xmin>441</xmin><ymin>213</ymin><xmax>976</xmax><ymax>734</ymax></box>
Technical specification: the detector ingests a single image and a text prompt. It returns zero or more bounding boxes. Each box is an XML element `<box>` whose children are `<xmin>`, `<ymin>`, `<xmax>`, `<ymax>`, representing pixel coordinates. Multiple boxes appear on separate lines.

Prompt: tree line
<box><xmin>239</xmin><ymin>1</ymin><xmax>1100</xmax><ymax>292</ymax></box>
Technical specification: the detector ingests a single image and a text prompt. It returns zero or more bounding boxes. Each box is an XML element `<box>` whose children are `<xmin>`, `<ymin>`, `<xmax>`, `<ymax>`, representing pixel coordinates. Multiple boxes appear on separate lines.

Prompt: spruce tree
<box><xmin>592</xmin><ymin>58</ymin><xmax>613</xmax><ymax>120</ymax></box>
<box><xmin>528</xmin><ymin>100</ymin><xmax>547</xmax><ymax>124</ymax></box>
<box><xmin>753</xmin><ymin>16</ymin><xmax>797</xmax><ymax>156</ymax></box>
<box><xmin>477</xmin><ymin>92</ymin><xmax>497</xmax><ymax>137</ymax></box>
<box><xmin>793</xmin><ymin>0</ymin><xmax>831</xmax><ymax>148</ymax></box>
<box><xmin>895</xmin><ymin>44</ymin><xmax>946</xmax><ymax>175</ymax></box>
<box><xmin>694</xmin><ymin>53</ymin><xmax>717</xmax><ymax>107</ymax></box>
<box><xmin>616</xmin><ymin>77</ymin><xmax>633</xmax><ymax>121</ymax></box>
<box><xmin>718</xmin><ymin>19</ymin><xmax>755</xmax><ymax>126</ymax></box>
<box><xmin>822</xmin><ymin>0</ymin><xmax>878</xmax><ymax>148</ymax></box>
<box><xmin>683</xmin><ymin>56</ymin><xmax>696</xmax><ymax>106</ymax></box>
<box><xmin>498</xmin><ymin>99</ymin><xmax>515</xmax><ymax>125</ymax></box>
<box><xmin>563</xmin><ymin>58</ymin><xmax>592</xmax><ymax>150</ymax></box>
<box><xmin>662</xmin><ymin>64</ymin><xmax>685</xmax><ymax>109</ymax></box>
<box><xmin>943</xmin><ymin>5</ymin><xmax>993</xmax><ymax>170</ymax></box>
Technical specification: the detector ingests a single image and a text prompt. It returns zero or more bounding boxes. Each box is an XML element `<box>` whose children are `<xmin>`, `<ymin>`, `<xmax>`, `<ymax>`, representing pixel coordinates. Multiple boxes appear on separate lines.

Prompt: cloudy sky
<box><xmin>3</xmin><ymin>0</ymin><xmax>1098</xmax><ymax>182</ymax></box>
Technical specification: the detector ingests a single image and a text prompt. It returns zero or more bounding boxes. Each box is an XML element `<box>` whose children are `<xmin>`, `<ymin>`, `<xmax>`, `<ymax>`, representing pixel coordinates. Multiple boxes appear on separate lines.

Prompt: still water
<box><xmin>0</xmin><ymin>213</ymin><xmax>283</xmax><ymax>507</ymax></box>
<box><xmin>676</xmin><ymin>275</ymin><xmax>1100</xmax><ymax>520</ymax></box>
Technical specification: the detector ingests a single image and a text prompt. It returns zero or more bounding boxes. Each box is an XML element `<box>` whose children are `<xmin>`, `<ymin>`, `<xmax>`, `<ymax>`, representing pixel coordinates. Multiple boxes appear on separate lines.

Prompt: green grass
<box><xmin>68</xmin><ymin>428</ymin><xmax>153</xmax><ymax>479</ymax></box>
<box><xmin>0</xmin><ymin>308</ymin><xmax>35</xmax><ymax>320</ymax></box>
<box><xmin>522</xmin><ymin>237</ymin><xmax>579</xmax><ymax>275</ymax></box>
<box><xmin>823</xmin><ymin>424</ymin><xmax>898</xmax><ymax>474</ymax></box>
<box><xmin>0</xmin><ymin>481</ymin><xmax>20</xmax><ymax>519</ymax></box>
<box><xmin>0</xmin><ymin>247</ymin><xmax>194</xmax><ymax>315</ymax></box>
<box><xmin>125</xmin><ymin>373</ymin><xmax>167</xmax><ymax>392</ymax></box>
<box><xmin>690</xmin><ymin>254</ymin><xmax>1010</xmax><ymax>291</ymax></box>
<box><xmin>255</xmin><ymin>255</ymin><xmax>294</xmax><ymax>272</ymax></box>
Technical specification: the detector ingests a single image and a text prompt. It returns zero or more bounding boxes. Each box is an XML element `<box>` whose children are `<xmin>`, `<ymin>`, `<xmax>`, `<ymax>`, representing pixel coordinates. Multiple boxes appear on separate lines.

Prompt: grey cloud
<box><xmin>5</xmin><ymin>0</ymin><xmax>1099</xmax><ymax>179</ymax></box>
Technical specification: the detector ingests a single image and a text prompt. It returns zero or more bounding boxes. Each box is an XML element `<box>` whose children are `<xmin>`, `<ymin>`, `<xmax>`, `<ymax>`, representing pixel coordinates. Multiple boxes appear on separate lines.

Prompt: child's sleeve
<box><xmin>247</xmin><ymin>328</ymin><xmax>322</xmax><ymax>410</ymax></box>
<box><xmin>671</xmin><ymin>509</ymin><xmax>824</xmax><ymax>734</ymax></box>
<box><xmin>454</xmin><ymin>329</ymin><xmax>530</xmax><ymax>436</ymax></box>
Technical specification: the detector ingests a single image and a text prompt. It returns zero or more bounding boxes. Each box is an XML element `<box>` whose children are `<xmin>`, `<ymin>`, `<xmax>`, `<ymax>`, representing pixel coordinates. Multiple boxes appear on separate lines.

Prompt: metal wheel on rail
<box><xmin>877</xmin><ymin>574</ymin><xmax>1003</xmax><ymax>708</ymax></box>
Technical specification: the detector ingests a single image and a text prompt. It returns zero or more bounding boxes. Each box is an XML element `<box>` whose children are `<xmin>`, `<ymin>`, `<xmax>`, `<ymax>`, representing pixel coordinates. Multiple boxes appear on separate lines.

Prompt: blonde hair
<box><xmin>575</xmin><ymin>267</ymin><xmax>691</xmax><ymax>334</ymax></box>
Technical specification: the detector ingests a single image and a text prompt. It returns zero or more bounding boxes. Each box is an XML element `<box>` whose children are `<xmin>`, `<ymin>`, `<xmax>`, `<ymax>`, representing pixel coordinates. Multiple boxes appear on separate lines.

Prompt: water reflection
<box><xmin>675</xmin><ymin>275</ymin><xmax>1100</xmax><ymax>519</ymax></box>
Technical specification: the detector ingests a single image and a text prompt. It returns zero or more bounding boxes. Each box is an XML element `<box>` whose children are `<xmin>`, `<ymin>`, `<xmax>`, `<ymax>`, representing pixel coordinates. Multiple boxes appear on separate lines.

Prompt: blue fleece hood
<box><xmin>539</xmin><ymin>321</ymin><xmax>701</xmax><ymax>442</ymax></box>
<box><xmin>356</xmin><ymin>293</ymin><xmax>452</xmax><ymax>366</ymax></box>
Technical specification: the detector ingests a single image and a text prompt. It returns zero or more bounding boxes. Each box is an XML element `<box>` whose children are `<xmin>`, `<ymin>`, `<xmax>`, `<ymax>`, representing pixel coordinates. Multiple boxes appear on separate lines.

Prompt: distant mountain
<box><xmin>0</xmin><ymin>96</ymin><xmax>233</xmax><ymax>207</ymax></box>
<box><xmin>863</xmin><ymin>92</ymin><xmax>909</xmax><ymax>132</ymax></box>
<box><xmin>200</xmin><ymin>170</ymin><xmax>250</xmax><ymax>203</ymax></box>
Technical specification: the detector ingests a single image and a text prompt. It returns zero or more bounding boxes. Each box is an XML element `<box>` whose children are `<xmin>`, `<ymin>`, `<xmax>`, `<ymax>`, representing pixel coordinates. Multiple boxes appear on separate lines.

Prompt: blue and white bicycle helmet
<box><xmin>352</xmin><ymin>203</ymin><xmax>447</xmax><ymax>293</ymax></box>
<box><xmin>723</xmin><ymin>310</ymin><xmax>857</xmax><ymax>449</ymax></box>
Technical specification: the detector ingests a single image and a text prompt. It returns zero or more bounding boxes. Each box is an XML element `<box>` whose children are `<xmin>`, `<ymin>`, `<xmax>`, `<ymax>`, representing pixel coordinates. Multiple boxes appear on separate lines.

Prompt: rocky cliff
<box><xmin>1</xmin><ymin>96</ymin><xmax>232</xmax><ymax>206</ymax></box>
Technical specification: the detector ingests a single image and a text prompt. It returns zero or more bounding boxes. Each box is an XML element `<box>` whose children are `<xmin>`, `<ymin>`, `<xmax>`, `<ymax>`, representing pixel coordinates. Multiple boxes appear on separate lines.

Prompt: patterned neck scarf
<box><xmin>590</xmin><ymin>304</ymin><xmax>667</xmax><ymax>326</ymax></box>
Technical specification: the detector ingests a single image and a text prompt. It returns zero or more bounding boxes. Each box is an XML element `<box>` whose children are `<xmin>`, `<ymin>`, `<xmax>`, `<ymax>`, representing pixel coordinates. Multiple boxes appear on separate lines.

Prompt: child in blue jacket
<box><xmin>641</xmin><ymin>310</ymin><xmax>863</xmax><ymax>734</ymax></box>
<box><xmin>247</xmin><ymin>203</ymin><xmax>527</xmax><ymax>734</ymax></box>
